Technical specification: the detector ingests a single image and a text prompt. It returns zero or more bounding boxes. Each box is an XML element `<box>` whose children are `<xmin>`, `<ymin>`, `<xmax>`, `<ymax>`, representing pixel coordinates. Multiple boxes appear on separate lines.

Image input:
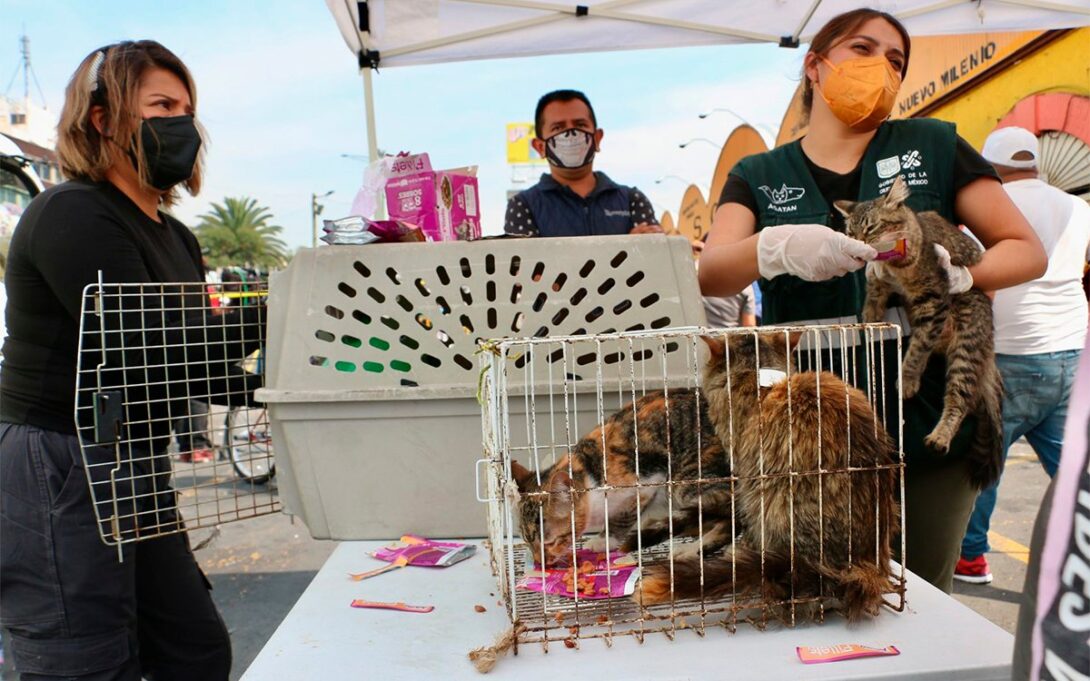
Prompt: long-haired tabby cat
<box><xmin>511</xmin><ymin>388</ymin><xmax>735</xmax><ymax>567</ymax></box>
<box><xmin>836</xmin><ymin>175</ymin><xmax>1003</xmax><ymax>489</ymax></box>
<box><xmin>637</xmin><ymin>333</ymin><xmax>899</xmax><ymax>623</ymax></box>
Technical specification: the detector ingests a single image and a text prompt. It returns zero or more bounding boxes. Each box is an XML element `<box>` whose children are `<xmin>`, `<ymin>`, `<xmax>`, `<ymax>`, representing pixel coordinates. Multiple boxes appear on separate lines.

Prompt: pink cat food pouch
<box><xmin>364</xmin><ymin>219</ymin><xmax>426</xmax><ymax>243</ymax></box>
<box><xmin>796</xmin><ymin>643</ymin><xmax>900</xmax><ymax>664</ymax></box>
<box><xmin>517</xmin><ymin>550</ymin><xmax>640</xmax><ymax>600</ymax></box>
<box><xmin>372</xmin><ymin>535</ymin><xmax>476</xmax><ymax>568</ymax></box>
<box><xmin>873</xmin><ymin>237</ymin><xmax>907</xmax><ymax>261</ymax></box>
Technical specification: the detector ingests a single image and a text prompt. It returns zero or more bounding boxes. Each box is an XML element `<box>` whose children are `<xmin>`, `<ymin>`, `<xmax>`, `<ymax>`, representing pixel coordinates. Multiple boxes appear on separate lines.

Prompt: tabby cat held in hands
<box><xmin>837</xmin><ymin>176</ymin><xmax>1003</xmax><ymax>490</ymax></box>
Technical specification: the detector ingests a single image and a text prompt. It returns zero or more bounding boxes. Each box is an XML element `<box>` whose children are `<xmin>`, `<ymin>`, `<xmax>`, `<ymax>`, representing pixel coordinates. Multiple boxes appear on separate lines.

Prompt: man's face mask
<box><xmin>817</xmin><ymin>55</ymin><xmax>902</xmax><ymax>131</ymax></box>
<box><xmin>134</xmin><ymin>115</ymin><xmax>202</xmax><ymax>190</ymax></box>
<box><xmin>543</xmin><ymin>128</ymin><xmax>596</xmax><ymax>169</ymax></box>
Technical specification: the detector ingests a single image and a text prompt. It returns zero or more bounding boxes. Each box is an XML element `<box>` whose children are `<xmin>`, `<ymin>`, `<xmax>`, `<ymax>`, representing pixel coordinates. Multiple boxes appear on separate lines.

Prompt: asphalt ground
<box><xmin>0</xmin><ymin>438</ymin><xmax>1050</xmax><ymax>679</ymax></box>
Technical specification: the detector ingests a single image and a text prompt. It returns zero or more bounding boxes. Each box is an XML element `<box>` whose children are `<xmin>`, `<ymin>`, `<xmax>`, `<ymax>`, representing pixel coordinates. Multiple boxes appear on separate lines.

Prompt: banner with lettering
<box><xmin>894</xmin><ymin>31</ymin><xmax>1043</xmax><ymax>118</ymax></box>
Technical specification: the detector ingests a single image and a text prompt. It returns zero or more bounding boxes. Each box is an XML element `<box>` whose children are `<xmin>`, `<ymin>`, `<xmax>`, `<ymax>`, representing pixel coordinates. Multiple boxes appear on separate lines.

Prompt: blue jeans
<box><xmin>960</xmin><ymin>350</ymin><xmax>1080</xmax><ymax>558</ymax></box>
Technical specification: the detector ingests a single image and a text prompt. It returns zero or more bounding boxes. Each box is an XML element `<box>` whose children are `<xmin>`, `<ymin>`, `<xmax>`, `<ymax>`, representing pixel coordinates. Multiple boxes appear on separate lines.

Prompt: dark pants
<box><xmin>901</xmin><ymin>455</ymin><xmax>979</xmax><ymax>594</ymax></box>
<box><xmin>0</xmin><ymin>423</ymin><xmax>230</xmax><ymax>680</ymax></box>
<box><xmin>173</xmin><ymin>399</ymin><xmax>212</xmax><ymax>451</ymax></box>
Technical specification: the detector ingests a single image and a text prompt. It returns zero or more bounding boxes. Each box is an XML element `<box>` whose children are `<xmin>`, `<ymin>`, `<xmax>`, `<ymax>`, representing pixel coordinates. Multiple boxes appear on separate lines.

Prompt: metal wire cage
<box><xmin>478</xmin><ymin>324</ymin><xmax>906</xmax><ymax>652</ymax></box>
<box><xmin>75</xmin><ymin>278</ymin><xmax>278</xmax><ymax>549</ymax></box>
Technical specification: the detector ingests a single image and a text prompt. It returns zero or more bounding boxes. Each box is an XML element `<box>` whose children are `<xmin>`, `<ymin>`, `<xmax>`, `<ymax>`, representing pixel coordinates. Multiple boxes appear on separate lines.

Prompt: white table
<box><xmin>242</xmin><ymin>540</ymin><xmax>1014</xmax><ymax>680</ymax></box>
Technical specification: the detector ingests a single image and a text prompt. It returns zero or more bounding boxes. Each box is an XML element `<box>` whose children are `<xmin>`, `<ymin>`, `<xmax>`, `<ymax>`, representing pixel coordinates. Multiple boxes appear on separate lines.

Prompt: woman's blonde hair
<box><xmin>56</xmin><ymin>40</ymin><xmax>204</xmax><ymax>206</ymax></box>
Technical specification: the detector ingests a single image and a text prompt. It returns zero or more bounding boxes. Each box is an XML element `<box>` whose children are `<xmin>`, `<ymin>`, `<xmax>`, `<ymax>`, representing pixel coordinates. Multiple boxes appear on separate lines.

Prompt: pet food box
<box><xmin>384</xmin><ymin>153</ymin><xmax>480</xmax><ymax>242</ymax></box>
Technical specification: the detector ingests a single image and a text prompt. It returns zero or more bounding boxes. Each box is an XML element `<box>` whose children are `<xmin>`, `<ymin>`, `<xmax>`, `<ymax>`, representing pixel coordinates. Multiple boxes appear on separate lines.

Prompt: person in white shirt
<box><xmin>955</xmin><ymin>126</ymin><xmax>1090</xmax><ymax>585</ymax></box>
<box><xmin>703</xmin><ymin>284</ymin><xmax>757</xmax><ymax>328</ymax></box>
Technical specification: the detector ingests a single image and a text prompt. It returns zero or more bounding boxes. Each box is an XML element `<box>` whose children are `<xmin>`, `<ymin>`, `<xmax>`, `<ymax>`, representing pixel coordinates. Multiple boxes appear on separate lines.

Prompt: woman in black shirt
<box><xmin>0</xmin><ymin>41</ymin><xmax>259</xmax><ymax>679</ymax></box>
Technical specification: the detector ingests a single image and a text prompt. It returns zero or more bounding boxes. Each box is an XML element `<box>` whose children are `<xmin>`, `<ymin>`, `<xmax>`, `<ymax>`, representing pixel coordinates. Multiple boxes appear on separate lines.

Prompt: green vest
<box><xmin>733</xmin><ymin>118</ymin><xmax>957</xmax><ymax>324</ymax></box>
<box><xmin>735</xmin><ymin>119</ymin><xmax>975</xmax><ymax>465</ymax></box>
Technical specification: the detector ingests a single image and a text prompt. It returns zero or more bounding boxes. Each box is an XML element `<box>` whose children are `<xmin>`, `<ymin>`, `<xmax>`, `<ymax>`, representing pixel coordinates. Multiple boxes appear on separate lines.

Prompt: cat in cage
<box><xmin>511</xmin><ymin>388</ymin><xmax>737</xmax><ymax>568</ymax></box>
<box><xmin>836</xmin><ymin>175</ymin><xmax>1004</xmax><ymax>489</ymax></box>
<box><xmin>637</xmin><ymin>332</ymin><xmax>899</xmax><ymax>622</ymax></box>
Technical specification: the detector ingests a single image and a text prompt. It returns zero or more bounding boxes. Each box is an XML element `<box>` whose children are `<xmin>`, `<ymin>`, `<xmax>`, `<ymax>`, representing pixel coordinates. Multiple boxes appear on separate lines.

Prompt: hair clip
<box><xmin>87</xmin><ymin>50</ymin><xmax>106</xmax><ymax>94</ymax></box>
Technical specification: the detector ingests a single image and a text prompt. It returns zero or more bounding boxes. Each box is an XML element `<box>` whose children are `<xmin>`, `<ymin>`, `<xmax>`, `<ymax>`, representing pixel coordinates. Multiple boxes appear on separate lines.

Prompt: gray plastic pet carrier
<box><xmin>256</xmin><ymin>235</ymin><xmax>706</xmax><ymax>539</ymax></box>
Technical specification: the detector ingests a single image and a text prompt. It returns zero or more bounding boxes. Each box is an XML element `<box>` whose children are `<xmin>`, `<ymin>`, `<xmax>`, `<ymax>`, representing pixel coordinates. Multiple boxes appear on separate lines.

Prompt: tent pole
<box><xmin>362</xmin><ymin>67</ymin><xmax>379</xmax><ymax>162</ymax></box>
<box><xmin>360</xmin><ymin>65</ymin><xmax>386</xmax><ymax>218</ymax></box>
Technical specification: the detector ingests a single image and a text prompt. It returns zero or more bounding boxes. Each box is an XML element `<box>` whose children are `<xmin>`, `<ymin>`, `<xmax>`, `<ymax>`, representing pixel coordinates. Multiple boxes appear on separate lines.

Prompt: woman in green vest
<box><xmin>699</xmin><ymin>8</ymin><xmax>1047</xmax><ymax>594</ymax></box>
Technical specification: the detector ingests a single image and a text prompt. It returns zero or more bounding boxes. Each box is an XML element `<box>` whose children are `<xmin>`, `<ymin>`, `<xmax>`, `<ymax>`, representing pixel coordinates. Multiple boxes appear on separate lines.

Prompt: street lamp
<box><xmin>655</xmin><ymin>175</ymin><xmax>707</xmax><ymax>192</ymax></box>
<box><xmin>311</xmin><ymin>190</ymin><xmax>334</xmax><ymax>248</ymax></box>
<box><xmin>678</xmin><ymin>138</ymin><xmax>720</xmax><ymax>150</ymax></box>
<box><xmin>698</xmin><ymin>107</ymin><xmax>748</xmax><ymax>122</ymax></box>
<box><xmin>697</xmin><ymin>108</ymin><xmax>777</xmax><ymax>142</ymax></box>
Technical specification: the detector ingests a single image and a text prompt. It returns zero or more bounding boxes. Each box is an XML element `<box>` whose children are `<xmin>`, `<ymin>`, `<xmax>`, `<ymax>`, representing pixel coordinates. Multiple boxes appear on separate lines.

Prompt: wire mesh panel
<box><xmin>75</xmin><ymin>279</ymin><xmax>278</xmax><ymax>547</ymax></box>
<box><xmin>479</xmin><ymin>324</ymin><xmax>906</xmax><ymax>652</ymax></box>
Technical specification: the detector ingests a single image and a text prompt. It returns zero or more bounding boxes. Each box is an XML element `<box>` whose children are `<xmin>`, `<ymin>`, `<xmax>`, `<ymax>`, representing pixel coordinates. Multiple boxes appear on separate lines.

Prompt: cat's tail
<box><xmin>967</xmin><ymin>366</ymin><xmax>1004</xmax><ymax>490</ymax></box>
<box><xmin>633</xmin><ymin>545</ymin><xmax>791</xmax><ymax>606</ymax></box>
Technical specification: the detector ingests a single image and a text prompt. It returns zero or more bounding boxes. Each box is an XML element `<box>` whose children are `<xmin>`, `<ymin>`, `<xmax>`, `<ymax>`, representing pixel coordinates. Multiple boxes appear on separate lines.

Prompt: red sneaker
<box><xmin>190</xmin><ymin>448</ymin><xmax>214</xmax><ymax>463</ymax></box>
<box><xmin>953</xmin><ymin>554</ymin><xmax>993</xmax><ymax>584</ymax></box>
<box><xmin>178</xmin><ymin>448</ymin><xmax>214</xmax><ymax>464</ymax></box>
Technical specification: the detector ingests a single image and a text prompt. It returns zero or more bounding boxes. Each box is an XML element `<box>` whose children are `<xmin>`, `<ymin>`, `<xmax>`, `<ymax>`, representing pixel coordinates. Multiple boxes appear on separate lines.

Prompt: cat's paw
<box><xmin>924</xmin><ymin>431</ymin><xmax>951</xmax><ymax>454</ymax></box>
<box><xmin>582</xmin><ymin>534</ymin><xmax>614</xmax><ymax>554</ymax></box>
<box><xmin>902</xmin><ymin>374</ymin><xmax>922</xmax><ymax>399</ymax></box>
<box><xmin>671</xmin><ymin>541</ymin><xmax>704</xmax><ymax>561</ymax></box>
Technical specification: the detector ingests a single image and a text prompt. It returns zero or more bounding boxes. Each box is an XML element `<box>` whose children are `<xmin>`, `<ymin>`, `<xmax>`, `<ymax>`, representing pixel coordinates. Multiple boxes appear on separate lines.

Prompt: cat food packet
<box><xmin>323</xmin><ymin>216</ymin><xmax>369</xmax><ymax>234</ymax></box>
<box><xmin>365</xmin><ymin>219</ymin><xmax>426</xmax><ymax>243</ymax></box>
<box><xmin>372</xmin><ymin>535</ymin><xmax>476</xmax><ymax>568</ymax></box>
<box><xmin>319</xmin><ymin>232</ymin><xmax>380</xmax><ymax>246</ymax></box>
<box><xmin>517</xmin><ymin>550</ymin><xmax>640</xmax><ymax>600</ymax></box>
<box><xmin>796</xmin><ymin>643</ymin><xmax>900</xmax><ymax>664</ymax></box>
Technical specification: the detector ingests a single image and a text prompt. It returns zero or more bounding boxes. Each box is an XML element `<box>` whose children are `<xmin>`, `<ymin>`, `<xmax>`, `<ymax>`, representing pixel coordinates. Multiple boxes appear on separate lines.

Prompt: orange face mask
<box><xmin>816</xmin><ymin>55</ymin><xmax>902</xmax><ymax>131</ymax></box>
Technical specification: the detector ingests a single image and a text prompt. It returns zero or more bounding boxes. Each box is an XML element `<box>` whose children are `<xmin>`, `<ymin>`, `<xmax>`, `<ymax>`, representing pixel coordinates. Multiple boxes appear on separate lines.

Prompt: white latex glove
<box><xmin>757</xmin><ymin>224</ymin><xmax>877</xmax><ymax>282</ymax></box>
<box><xmin>933</xmin><ymin>244</ymin><xmax>973</xmax><ymax>294</ymax></box>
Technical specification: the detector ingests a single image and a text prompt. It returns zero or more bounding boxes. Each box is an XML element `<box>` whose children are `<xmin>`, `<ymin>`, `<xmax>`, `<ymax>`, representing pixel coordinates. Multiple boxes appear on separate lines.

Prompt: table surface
<box><xmin>242</xmin><ymin>540</ymin><xmax>1014</xmax><ymax>681</ymax></box>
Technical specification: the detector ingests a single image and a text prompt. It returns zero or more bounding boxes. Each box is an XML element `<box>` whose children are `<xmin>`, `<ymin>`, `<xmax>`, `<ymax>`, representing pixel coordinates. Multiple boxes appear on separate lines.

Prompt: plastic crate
<box><xmin>256</xmin><ymin>235</ymin><xmax>705</xmax><ymax>539</ymax></box>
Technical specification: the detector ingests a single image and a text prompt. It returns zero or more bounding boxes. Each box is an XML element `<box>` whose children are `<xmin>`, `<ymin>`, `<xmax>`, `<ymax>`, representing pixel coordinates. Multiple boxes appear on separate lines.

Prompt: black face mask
<box><xmin>132</xmin><ymin>115</ymin><xmax>202</xmax><ymax>191</ymax></box>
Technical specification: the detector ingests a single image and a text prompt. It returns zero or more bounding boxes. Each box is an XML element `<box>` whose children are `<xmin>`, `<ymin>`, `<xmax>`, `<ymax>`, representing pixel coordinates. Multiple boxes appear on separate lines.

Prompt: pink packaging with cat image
<box><xmin>434</xmin><ymin>169</ymin><xmax>481</xmax><ymax>242</ymax></box>
<box><xmin>383</xmin><ymin>153</ymin><xmax>480</xmax><ymax>242</ymax></box>
<box><xmin>517</xmin><ymin>550</ymin><xmax>640</xmax><ymax>600</ymax></box>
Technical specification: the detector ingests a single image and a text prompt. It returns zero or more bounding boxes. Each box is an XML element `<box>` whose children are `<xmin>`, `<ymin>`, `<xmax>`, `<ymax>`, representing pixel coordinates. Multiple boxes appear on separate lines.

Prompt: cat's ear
<box><xmin>548</xmin><ymin>470</ymin><xmax>573</xmax><ymax>494</ymax></box>
<box><xmin>511</xmin><ymin>460</ymin><xmax>536</xmax><ymax>493</ymax></box>
<box><xmin>760</xmin><ymin>330</ymin><xmax>797</xmax><ymax>355</ymax></box>
<box><xmin>885</xmin><ymin>176</ymin><xmax>910</xmax><ymax>207</ymax></box>
<box><xmin>545</xmin><ymin>470</ymin><xmax>574</xmax><ymax>511</ymax></box>
<box><xmin>700</xmin><ymin>335</ymin><xmax>726</xmax><ymax>360</ymax></box>
<box><xmin>833</xmin><ymin>199</ymin><xmax>855</xmax><ymax>218</ymax></box>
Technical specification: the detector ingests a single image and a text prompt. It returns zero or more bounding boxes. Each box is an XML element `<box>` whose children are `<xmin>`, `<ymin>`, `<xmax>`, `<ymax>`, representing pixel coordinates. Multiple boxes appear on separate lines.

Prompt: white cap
<box><xmin>981</xmin><ymin>126</ymin><xmax>1039</xmax><ymax>169</ymax></box>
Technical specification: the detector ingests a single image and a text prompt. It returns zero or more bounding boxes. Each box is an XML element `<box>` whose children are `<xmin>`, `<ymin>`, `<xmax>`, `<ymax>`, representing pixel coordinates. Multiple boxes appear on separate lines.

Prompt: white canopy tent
<box><xmin>325</xmin><ymin>0</ymin><xmax>1090</xmax><ymax>159</ymax></box>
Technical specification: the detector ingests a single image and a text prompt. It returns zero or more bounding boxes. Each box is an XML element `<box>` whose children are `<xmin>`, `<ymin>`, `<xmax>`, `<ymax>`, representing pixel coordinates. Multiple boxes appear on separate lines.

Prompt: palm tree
<box><xmin>194</xmin><ymin>197</ymin><xmax>289</xmax><ymax>269</ymax></box>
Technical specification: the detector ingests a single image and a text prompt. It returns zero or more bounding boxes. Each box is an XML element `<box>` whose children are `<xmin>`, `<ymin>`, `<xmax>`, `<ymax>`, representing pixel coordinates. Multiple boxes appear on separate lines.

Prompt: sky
<box><xmin>1</xmin><ymin>1</ymin><xmax>803</xmax><ymax>249</ymax></box>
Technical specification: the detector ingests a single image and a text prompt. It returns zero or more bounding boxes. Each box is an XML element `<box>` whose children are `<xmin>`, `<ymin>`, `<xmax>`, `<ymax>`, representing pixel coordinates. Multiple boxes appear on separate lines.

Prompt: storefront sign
<box><xmin>895</xmin><ymin>31</ymin><xmax>1042</xmax><ymax>118</ymax></box>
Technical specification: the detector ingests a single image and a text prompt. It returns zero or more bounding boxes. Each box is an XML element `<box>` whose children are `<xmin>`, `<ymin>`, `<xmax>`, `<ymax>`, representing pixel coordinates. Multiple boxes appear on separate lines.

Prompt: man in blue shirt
<box><xmin>504</xmin><ymin>90</ymin><xmax>661</xmax><ymax>237</ymax></box>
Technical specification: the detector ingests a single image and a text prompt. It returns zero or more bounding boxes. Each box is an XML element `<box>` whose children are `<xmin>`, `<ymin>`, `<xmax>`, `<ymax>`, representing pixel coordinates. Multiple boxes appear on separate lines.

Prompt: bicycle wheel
<box><xmin>224</xmin><ymin>406</ymin><xmax>275</xmax><ymax>485</ymax></box>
